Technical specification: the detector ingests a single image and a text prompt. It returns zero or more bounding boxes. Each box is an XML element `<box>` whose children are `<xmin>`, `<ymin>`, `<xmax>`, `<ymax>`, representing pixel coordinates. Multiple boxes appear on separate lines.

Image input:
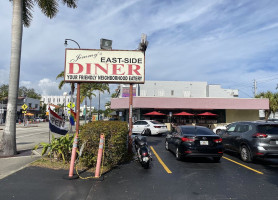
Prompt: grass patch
<box><xmin>30</xmin><ymin>157</ymin><xmax>113</xmax><ymax>175</ymax></box>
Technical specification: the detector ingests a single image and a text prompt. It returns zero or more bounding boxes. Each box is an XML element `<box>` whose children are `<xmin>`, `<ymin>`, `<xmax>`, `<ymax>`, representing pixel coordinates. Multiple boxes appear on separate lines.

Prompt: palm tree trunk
<box><xmin>0</xmin><ymin>0</ymin><xmax>23</xmax><ymax>156</ymax></box>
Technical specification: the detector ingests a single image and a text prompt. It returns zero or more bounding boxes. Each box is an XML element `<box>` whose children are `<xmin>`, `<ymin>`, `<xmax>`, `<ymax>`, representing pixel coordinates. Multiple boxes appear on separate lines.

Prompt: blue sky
<box><xmin>1</xmin><ymin>0</ymin><xmax>278</xmax><ymax>107</ymax></box>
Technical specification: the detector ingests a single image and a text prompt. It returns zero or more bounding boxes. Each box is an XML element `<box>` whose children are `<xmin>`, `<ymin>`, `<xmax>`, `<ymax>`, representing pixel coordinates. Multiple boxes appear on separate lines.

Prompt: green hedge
<box><xmin>79</xmin><ymin>121</ymin><xmax>129</xmax><ymax>168</ymax></box>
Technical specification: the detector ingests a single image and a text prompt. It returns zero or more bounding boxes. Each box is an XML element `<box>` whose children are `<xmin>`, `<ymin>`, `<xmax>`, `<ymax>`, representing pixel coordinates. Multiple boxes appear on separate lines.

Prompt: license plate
<box><xmin>200</xmin><ymin>141</ymin><xmax>208</xmax><ymax>145</ymax></box>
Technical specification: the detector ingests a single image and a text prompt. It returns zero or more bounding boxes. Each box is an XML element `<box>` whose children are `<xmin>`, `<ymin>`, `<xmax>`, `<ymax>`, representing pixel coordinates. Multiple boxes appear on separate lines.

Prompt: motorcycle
<box><xmin>134</xmin><ymin>135</ymin><xmax>152</xmax><ymax>169</ymax></box>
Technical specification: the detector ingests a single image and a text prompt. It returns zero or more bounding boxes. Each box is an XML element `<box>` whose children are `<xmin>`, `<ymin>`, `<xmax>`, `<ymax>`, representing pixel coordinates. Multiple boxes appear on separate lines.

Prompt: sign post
<box><xmin>65</xmin><ymin>48</ymin><xmax>145</xmax><ymax>178</ymax></box>
<box><xmin>21</xmin><ymin>104</ymin><xmax>28</xmax><ymax>126</ymax></box>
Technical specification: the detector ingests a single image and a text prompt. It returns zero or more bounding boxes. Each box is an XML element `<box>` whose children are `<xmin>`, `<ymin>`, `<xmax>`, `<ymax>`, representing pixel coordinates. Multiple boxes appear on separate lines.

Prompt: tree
<box><xmin>0</xmin><ymin>0</ymin><xmax>77</xmax><ymax>156</ymax></box>
<box><xmin>255</xmin><ymin>91</ymin><xmax>278</xmax><ymax>120</ymax></box>
<box><xmin>18</xmin><ymin>86</ymin><xmax>41</xmax><ymax>99</ymax></box>
<box><xmin>80</xmin><ymin>83</ymin><xmax>110</xmax><ymax>123</ymax></box>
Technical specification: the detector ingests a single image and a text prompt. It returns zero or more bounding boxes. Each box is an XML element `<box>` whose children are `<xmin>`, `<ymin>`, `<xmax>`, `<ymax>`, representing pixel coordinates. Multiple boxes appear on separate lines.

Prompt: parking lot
<box><xmin>90</xmin><ymin>135</ymin><xmax>278</xmax><ymax>200</ymax></box>
<box><xmin>1</xmin><ymin>125</ymin><xmax>278</xmax><ymax>200</ymax></box>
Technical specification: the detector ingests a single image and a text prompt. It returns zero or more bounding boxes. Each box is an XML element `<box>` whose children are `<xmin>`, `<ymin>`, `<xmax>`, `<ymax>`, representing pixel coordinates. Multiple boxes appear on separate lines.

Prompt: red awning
<box><xmin>144</xmin><ymin>111</ymin><xmax>166</xmax><ymax>116</ymax></box>
<box><xmin>197</xmin><ymin>112</ymin><xmax>217</xmax><ymax>116</ymax></box>
<box><xmin>173</xmin><ymin>111</ymin><xmax>194</xmax><ymax>116</ymax></box>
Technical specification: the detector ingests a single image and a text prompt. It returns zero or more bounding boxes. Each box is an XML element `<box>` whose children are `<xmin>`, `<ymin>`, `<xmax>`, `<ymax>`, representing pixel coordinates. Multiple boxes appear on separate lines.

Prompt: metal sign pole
<box><xmin>128</xmin><ymin>84</ymin><xmax>133</xmax><ymax>153</ymax></box>
<box><xmin>68</xmin><ymin>82</ymin><xmax>80</xmax><ymax>178</ymax></box>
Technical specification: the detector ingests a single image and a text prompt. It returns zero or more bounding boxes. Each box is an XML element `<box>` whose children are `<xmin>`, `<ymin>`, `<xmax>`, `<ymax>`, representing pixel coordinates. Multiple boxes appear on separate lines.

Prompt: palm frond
<box><xmin>22</xmin><ymin>0</ymin><xmax>34</xmax><ymax>27</ymax></box>
<box><xmin>56</xmin><ymin>71</ymin><xmax>64</xmax><ymax>79</ymax></box>
<box><xmin>61</xmin><ymin>0</ymin><xmax>77</xmax><ymax>8</ymax></box>
<box><xmin>34</xmin><ymin>0</ymin><xmax>58</xmax><ymax>18</ymax></box>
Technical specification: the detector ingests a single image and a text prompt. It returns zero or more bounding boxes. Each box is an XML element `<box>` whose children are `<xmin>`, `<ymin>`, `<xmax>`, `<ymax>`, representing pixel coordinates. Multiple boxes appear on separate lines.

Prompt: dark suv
<box><xmin>220</xmin><ymin>121</ymin><xmax>278</xmax><ymax>162</ymax></box>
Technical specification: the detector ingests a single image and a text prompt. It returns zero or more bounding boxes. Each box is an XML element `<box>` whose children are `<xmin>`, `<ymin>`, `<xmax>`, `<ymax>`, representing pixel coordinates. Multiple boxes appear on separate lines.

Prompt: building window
<box><xmin>158</xmin><ymin>90</ymin><xmax>164</xmax><ymax>96</ymax></box>
<box><xmin>35</xmin><ymin>104</ymin><xmax>38</xmax><ymax>109</ymax></box>
<box><xmin>184</xmin><ymin>91</ymin><xmax>191</xmax><ymax>97</ymax></box>
<box><xmin>28</xmin><ymin>103</ymin><xmax>32</xmax><ymax>108</ymax></box>
<box><xmin>171</xmin><ymin>90</ymin><xmax>174</xmax><ymax>96</ymax></box>
<box><xmin>53</xmin><ymin>98</ymin><xmax>55</xmax><ymax>103</ymax></box>
<box><xmin>141</xmin><ymin>90</ymin><xmax>146</xmax><ymax>96</ymax></box>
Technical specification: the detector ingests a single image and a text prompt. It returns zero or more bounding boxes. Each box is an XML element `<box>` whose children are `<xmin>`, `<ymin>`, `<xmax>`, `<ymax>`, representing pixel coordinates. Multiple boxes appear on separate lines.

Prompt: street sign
<box><xmin>22</xmin><ymin>111</ymin><xmax>27</xmax><ymax>114</ymax></box>
<box><xmin>67</xmin><ymin>102</ymin><xmax>75</xmax><ymax>109</ymax></box>
<box><xmin>21</xmin><ymin>104</ymin><xmax>28</xmax><ymax>110</ymax></box>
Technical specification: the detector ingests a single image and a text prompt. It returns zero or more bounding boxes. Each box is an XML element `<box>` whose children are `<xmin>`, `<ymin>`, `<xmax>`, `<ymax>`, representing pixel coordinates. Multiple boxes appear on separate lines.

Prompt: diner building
<box><xmin>111</xmin><ymin>81</ymin><xmax>269</xmax><ymax>127</ymax></box>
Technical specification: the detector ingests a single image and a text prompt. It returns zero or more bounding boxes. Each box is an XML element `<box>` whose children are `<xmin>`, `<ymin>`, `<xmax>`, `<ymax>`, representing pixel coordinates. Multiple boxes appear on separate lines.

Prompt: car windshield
<box><xmin>258</xmin><ymin>125</ymin><xmax>278</xmax><ymax>135</ymax></box>
<box><xmin>150</xmin><ymin>121</ymin><xmax>163</xmax><ymax>124</ymax></box>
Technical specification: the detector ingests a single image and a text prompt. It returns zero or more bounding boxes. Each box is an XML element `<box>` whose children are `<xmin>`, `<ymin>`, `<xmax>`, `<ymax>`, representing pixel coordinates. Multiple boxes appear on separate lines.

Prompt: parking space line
<box><xmin>223</xmin><ymin>156</ymin><xmax>264</xmax><ymax>175</ymax></box>
<box><xmin>150</xmin><ymin>146</ymin><xmax>172</xmax><ymax>174</ymax></box>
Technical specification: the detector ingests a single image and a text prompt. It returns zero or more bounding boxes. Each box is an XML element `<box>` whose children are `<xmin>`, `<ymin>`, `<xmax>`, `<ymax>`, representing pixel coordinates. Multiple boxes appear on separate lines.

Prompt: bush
<box><xmin>34</xmin><ymin>134</ymin><xmax>74</xmax><ymax>163</ymax></box>
<box><xmin>79</xmin><ymin>121</ymin><xmax>129</xmax><ymax>168</ymax></box>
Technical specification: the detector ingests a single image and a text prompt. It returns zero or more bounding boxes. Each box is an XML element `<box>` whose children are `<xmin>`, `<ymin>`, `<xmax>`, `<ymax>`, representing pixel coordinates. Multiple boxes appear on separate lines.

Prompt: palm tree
<box><xmin>255</xmin><ymin>91</ymin><xmax>278</xmax><ymax>120</ymax></box>
<box><xmin>80</xmin><ymin>83</ymin><xmax>110</xmax><ymax>123</ymax></box>
<box><xmin>0</xmin><ymin>0</ymin><xmax>77</xmax><ymax>156</ymax></box>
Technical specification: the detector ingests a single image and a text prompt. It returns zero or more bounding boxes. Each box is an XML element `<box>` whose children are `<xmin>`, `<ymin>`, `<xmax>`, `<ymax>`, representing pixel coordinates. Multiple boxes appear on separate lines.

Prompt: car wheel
<box><xmin>165</xmin><ymin>141</ymin><xmax>169</xmax><ymax>151</ymax></box>
<box><xmin>146</xmin><ymin>129</ymin><xmax>151</xmax><ymax>136</ymax></box>
<box><xmin>213</xmin><ymin>157</ymin><xmax>221</xmax><ymax>163</ymax></box>
<box><xmin>240</xmin><ymin>145</ymin><xmax>252</xmax><ymax>162</ymax></box>
<box><xmin>176</xmin><ymin>147</ymin><xmax>182</xmax><ymax>161</ymax></box>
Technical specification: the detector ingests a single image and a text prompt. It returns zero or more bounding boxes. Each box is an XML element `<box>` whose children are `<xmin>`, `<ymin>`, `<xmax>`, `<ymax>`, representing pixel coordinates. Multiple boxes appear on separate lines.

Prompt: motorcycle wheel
<box><xmin>142</xmin><ymin>161</ymin><xmax>150</xmax><ymax>169</ymax></box>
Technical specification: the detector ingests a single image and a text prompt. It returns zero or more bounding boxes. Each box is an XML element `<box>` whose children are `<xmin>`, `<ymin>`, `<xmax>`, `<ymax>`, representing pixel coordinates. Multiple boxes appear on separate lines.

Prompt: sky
<box><xmin>1</xmin><ymin>0</ymin><xmax>278</xmax><ymax>108</ymax></box>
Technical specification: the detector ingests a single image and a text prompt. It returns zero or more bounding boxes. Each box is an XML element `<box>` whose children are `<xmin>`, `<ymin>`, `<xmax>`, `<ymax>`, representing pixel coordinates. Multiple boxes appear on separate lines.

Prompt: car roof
<box><xmin>178</xmin><ymin>125</ymin><xmax>210</xmax><ymax>130</ymax></box>
<box><xmin>231</xmin><ymin>121</ymin><xmax>278</xmax><ymax>125</ymax></box>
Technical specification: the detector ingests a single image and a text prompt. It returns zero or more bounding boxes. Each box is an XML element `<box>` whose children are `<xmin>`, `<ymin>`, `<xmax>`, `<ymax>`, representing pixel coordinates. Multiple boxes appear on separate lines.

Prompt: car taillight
<box><xmin>252</xmin><ymin>133</ymin><xmax>268</xmax><ymax>138</ymax></box>
<box><xmin>154</xmin><ymin>126</ymin><xmax>161</xmax><ymax>128</ymax></box>
<box><xmin>213</xmin><ymin>138</ymin><xmax>222</xmax><ymax>143</ymax></box>
<box><xmin>181</xmin><ymin>137</ymin><xmax>195</xmax><ymax>142</ymax></box>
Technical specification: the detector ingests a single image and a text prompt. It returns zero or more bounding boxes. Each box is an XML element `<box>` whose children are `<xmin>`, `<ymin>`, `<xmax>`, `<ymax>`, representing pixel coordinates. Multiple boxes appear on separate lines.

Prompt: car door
<box><xmin>230</xmin><ymin>124</ymin><xmax>250</xmax><ymax>152</ymax></box>
<box><xmin>221</xmin><ymin>123</ymin><xmax>237</xmax><ymax>150</ymax></box>
<box><xmin>171</xmin><ymin>127</ymin><xmax>183</xmax><ymax>150</ymax></box>
<box><xmin>132</xmin><ymin>121</ymin><xmax>142</xmax><ymax>133</ymax></box>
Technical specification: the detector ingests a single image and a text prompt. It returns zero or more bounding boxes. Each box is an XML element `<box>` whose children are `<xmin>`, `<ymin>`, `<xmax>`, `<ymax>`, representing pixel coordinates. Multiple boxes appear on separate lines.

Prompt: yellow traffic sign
<box><xmin>67</xmin><ymin>102</ymin><xmax>75</xmax><ymax>109</ymax></box>
<box><xmin>21</xmin><ymin>104</ymin><xmax>28</xmax><ymax>110</ymax></box>
<box><xmin>22</xmin><ymin>111</ymin><xmax>27</xmax><ymax>114</ymax></box>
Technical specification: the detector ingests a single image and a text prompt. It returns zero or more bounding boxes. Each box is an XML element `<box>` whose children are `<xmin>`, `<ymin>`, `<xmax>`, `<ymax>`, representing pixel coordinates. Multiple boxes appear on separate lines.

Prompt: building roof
<box><xmin>111</xmin><ymin>97</ymin><xmax>269</xmax><ymax>110</ymax></box>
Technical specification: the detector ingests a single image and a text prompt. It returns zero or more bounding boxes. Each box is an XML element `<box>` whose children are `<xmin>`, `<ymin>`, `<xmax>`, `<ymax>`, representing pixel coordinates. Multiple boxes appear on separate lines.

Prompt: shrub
<box><xmin>79</xmin><ymin>121</ymin><xmax>129</xmax><ymax>168</ymax></box>
<box><xmin>34</xmin><ymin>134</ymin><xmax>74</xmax><ymax>163</ymax></box>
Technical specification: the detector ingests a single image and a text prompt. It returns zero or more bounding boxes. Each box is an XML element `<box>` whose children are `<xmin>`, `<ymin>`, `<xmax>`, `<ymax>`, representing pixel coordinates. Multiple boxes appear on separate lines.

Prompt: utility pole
<box><xmin>253</xmin><ymin>79</ymin><xmax>257</xmax><ymax>97</ymax></box>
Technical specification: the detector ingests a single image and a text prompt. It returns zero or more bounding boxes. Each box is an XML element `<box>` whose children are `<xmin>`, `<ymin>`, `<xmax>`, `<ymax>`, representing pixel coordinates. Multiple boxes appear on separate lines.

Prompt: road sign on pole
<box><xmin>21</xmin><ymin>104</ymin><xmax>28</xmax><ymax>110</ymax></box>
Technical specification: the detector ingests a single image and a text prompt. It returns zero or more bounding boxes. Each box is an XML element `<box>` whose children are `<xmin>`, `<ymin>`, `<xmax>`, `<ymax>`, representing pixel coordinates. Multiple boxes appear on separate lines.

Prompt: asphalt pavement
<box><xmin>1</xmin><ymin>126</ymin><xmax>278</xmax><ymax>200</ymax></box>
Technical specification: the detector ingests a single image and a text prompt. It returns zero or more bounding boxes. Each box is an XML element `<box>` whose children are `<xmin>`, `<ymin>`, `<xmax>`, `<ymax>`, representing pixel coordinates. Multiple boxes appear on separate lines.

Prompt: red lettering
<box><xmin>86</xmin><ymin>63</ymin><xmax>91</xmax><ymax>74</ymax></box>
<box><xmin>95</xmin><ymin>64</ymin><xmax>108</xmax><ymax>75</ymax></box>
<box><xmin>69</xmin><ymin>63</ymin><xmax>83</xmax><ymax>74</ymax></box>
<box><xmin>128</xmin><ymin>64</ymin><xmax>141</xmax><ymax>75</ymax></box>
<box><xmin>112</xmin><ymin>64</ymin><xmax>125</xmax><ymax>75</ymax></box>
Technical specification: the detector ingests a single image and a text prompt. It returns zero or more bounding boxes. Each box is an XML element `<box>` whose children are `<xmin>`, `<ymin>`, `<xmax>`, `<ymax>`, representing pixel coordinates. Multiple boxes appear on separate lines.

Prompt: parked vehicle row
<box><xmin>132</xmin><ymin>120</ymin><xmax>278</xmax><ymax>164</ymax></box>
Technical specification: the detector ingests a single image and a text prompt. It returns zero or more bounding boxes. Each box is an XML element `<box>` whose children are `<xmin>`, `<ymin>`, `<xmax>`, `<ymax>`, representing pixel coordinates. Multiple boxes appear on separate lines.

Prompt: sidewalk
<box><xmin>0</xmin><ymin>149</ymin><xmax>41</xmax><ymax>180</ymax></box>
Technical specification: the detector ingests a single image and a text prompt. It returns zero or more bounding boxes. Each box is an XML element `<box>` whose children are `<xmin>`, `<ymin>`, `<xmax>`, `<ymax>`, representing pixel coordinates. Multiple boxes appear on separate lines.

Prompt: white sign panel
<box><xmin>64</xmin><ymin>49</ymin><xmax>145</xmax><ymax>83</ymax></box>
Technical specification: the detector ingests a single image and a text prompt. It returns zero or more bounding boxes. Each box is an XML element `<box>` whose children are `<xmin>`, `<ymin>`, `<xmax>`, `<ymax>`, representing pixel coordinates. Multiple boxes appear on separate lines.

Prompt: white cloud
<box><xmin>2</xmin><ymin>0</ymin><xmax>278</xmax><ymax>100</ymax></box>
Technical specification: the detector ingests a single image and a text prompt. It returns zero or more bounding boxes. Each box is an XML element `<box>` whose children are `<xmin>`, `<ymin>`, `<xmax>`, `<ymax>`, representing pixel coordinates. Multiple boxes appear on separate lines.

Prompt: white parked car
<box><xmin>213</xmin><ymin>125</ymin><xmax>227</xmax><ymax>134</ymax></box>
<box><xmin>132</xmin><ymin>120</ymin><xmax>168</xmax><ymax>135</ymax></box>
<box><xmin>35</xmin><ymin>117</ymin><xmax>44</xmax><ymax>122</ymax></box>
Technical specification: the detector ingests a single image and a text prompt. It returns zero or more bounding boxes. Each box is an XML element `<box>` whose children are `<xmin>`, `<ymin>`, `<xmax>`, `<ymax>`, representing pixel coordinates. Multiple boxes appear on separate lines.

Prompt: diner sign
<box><xmin>64</xmin><ymin>49</ymin><xmax>145</xmax><ymax>83</ymax></box>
